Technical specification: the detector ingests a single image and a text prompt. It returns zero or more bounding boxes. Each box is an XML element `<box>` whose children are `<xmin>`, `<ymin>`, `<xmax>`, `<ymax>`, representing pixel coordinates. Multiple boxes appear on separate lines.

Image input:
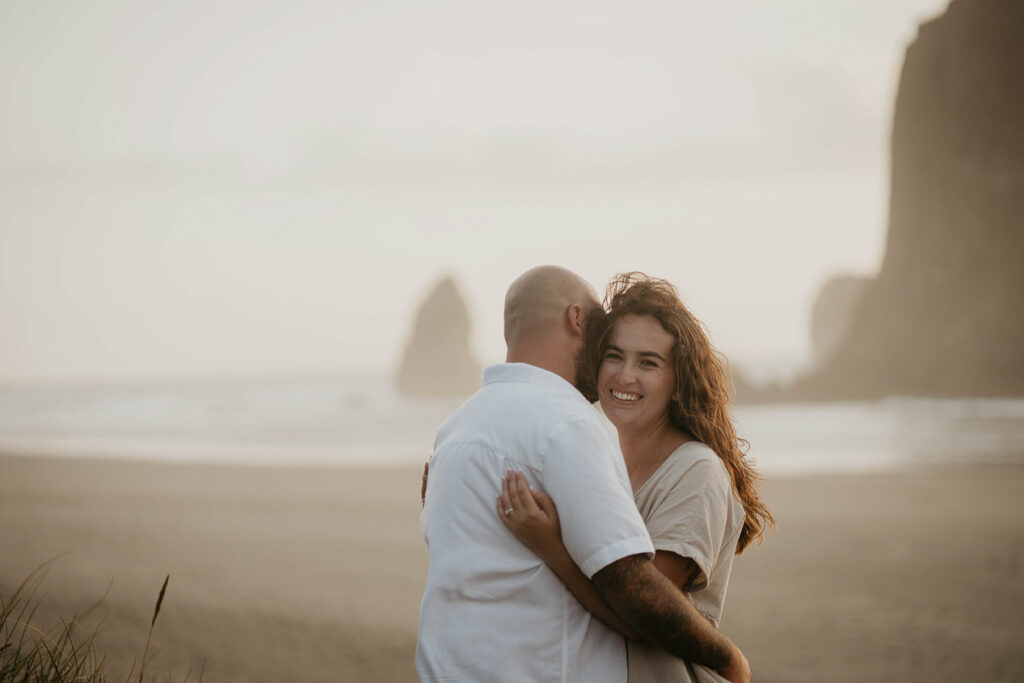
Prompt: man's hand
<box><xmin>718</xmin><ymin>648</ymin><xmax>752</xmax><ymax>683</ymax></box>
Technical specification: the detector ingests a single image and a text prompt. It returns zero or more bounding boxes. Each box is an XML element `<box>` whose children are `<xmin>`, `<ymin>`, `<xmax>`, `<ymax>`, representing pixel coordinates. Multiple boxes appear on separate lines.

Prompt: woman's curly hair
<box><xmin>584</xmin><ymin>272</ymin><xmax>774</xmax><ymax>553</ymax></box>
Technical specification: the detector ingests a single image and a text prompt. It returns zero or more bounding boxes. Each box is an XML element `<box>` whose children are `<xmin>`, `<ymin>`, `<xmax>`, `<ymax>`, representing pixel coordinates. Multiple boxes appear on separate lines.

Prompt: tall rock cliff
<box><xmin>796</xmin><ymin>0</ymin><xmax>1024</xmax><ymax>398</ymax></box>
<box><xmin>809</xmin><ymin>275</ymin><xmax>870</xmax><ymax>367</ymax></box>
<box><xmin>397</xmin><ymin>276</ymin><xmax>482</xmax><ymax>398</ymax></box>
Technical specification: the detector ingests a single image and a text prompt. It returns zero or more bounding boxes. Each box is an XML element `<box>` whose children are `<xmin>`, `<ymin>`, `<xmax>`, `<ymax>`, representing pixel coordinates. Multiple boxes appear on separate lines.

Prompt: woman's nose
<box><xmin>618</xmin><ymin>363</ymin><xmax>636</xmax><ymax>384</ymax></box>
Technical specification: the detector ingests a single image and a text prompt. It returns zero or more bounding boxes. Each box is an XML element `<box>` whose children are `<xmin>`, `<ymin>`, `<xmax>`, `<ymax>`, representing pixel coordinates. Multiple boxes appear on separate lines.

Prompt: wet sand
<box><xmin>1</xmin><ymin>455</ymin><xmax>1022</xmax><ymax>682</ymax></box>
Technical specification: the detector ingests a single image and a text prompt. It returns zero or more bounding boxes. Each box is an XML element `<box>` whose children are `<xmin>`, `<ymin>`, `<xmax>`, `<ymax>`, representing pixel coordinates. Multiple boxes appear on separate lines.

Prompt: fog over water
<box><xmin>0</xmin><ymin>0</ymin><xmax>950</xmax><ymax>385</ymax></box>
<box><xmin>1</xmin><ymin>377</ymin><xmax>1022</xmax><ymax>473</ymax></box>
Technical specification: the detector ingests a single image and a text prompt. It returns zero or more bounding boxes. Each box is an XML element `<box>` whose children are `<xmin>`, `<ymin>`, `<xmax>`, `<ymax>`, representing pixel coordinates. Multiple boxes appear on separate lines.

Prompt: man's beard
<box><xmin>574</xmin><ymin>305</ymin><xmax>606</xmax><ymax>404</ymax></box>
<box><xmin>573</xmin><ymin>344</ymin><xmax>598</xmax><ymax>404</ymax></box>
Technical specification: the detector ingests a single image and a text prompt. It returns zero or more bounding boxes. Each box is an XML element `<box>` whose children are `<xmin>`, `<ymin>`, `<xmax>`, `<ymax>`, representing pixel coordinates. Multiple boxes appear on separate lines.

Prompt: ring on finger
<box><xmin>504</xmin><ymin>506</ymin><xmax>514</xmax><ymax>516</ymax></box>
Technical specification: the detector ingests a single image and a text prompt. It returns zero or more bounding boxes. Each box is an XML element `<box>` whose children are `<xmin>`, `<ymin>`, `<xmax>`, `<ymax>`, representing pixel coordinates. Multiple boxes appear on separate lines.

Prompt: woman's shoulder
<box><xmin>636</xmin><ymin>441</ymin><xmax>739</xmax><ymax>527</ymax></box>
<box><xmin>657</xmin><ymin>441</ymin><xmax>731</xmax><ymax>489</ymax></box>
<box><xmin>675</xmin><ymin>440</ymin><xmax>716</xmax><ymax>460</ymax></box>
<box><xmin>671</xmin><ymin>440</ymin><xmax>720</xmax><ymax>469</ymax></box>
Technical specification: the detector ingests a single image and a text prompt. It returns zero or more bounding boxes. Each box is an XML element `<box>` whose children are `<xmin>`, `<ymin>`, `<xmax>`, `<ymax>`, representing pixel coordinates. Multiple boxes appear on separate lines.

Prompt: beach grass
<box><xmin>0</xmin><ymin>564</ymin><xmax>195</xmax><ymax>683</ymax></box>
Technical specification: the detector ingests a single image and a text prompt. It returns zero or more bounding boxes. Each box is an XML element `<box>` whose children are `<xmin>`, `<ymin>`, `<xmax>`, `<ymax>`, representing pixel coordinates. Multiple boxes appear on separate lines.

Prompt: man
<box><xmin>417</xmin><ymin>266</ymin><xmax>749</xmax><ymax>682</ymax></box>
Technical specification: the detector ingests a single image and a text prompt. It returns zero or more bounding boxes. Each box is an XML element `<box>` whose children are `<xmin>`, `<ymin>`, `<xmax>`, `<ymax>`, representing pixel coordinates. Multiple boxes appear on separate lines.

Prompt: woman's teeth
<box><xmin>611</xmin><ymin>390</ymin><xmax>641</xmax><ymax>401</ymax></box>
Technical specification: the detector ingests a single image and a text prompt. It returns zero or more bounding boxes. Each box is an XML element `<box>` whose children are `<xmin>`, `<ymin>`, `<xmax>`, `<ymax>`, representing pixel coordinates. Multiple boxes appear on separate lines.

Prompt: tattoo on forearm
<box><xmin>593</xmin><ymin>556</ymin><xmax>732</xmax><ymax>670</ymax></box>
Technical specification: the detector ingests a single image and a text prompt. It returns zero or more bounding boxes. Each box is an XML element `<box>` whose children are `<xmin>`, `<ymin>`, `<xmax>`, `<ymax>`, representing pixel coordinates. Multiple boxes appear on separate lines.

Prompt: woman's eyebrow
<box><xmin>607</xmin><ymin>344</ymin><xmax>667</xmax><ymax>362</ymax></box>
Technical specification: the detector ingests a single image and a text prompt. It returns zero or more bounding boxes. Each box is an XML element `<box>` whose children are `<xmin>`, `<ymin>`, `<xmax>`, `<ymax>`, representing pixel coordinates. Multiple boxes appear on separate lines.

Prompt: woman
<box><xmin>498</xmin><ymin>272</ymin><xmax>773</xmax><ymax>682</ymax></box>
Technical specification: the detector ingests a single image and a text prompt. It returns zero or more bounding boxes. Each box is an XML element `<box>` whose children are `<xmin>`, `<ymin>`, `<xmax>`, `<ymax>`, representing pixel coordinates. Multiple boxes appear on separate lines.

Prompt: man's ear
<box><xmin>566</xmin><ymin>304</ymin><xmax>585</xmax><ymax>339</ymax></box>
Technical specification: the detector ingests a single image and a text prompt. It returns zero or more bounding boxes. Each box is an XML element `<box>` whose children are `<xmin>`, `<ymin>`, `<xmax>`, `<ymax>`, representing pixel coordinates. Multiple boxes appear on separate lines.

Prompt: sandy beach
<box><xmin>1</xmin><ymin>454</ymin><xmax>1022</xmax><ymax>682</ymax></box>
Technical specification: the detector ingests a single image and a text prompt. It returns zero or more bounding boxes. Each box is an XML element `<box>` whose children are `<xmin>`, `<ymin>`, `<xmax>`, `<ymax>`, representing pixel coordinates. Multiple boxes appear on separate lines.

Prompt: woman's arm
<box><xmin>653</xmin><ymin>551</ymin><xmax>702</xmax><ymax>594</ymax></box>
<box><xmin>498</xmin><ymin>471</ymin><xmax>643</xmax><ymax>639</ymax></box>
<box><xmin>421</xmin><ymin>460</ymin><xmax>429</xmax><ymax>507</ymax></box>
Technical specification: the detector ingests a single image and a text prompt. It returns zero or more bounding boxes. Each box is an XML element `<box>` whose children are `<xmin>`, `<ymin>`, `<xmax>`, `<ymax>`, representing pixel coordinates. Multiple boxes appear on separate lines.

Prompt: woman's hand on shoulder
<box><xmin>497</xmin><ymin>470</ymin><xmax>564</xmax><ymax>562</ymax></box>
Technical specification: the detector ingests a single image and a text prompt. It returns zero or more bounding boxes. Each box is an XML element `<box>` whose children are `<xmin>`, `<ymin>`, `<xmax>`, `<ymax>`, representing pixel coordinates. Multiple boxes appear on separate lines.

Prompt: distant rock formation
<box><xmin>809</xmin><ymin>275</ymin><xmax>870</xmax><ymax>366</ymax></box>
<box><xmin>397</xmin><ymin>276</ymin><xmax>482</xmax><ymax>398</ymax></box>
<box><xmin>730</xmin><ymin>367</ymin><xmax>784</xmax><ymax>405</ymax></box>
<box><xmin>795</xmin><ymin>0</ymin><xmax>1024</xmax><ymax>398</ymax></box>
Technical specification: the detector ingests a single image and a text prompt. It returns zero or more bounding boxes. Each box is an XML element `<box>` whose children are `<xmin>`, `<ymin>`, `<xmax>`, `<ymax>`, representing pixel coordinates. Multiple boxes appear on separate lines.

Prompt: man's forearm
<box><xmin>592</xmin><ymin>555</ymin><xmax>734</xmax><ymax>671</ymax></box>
<box><xmin>544</xmin><ymin>546</ymin><xmax>641</xmax><ymax>640</ymax></box>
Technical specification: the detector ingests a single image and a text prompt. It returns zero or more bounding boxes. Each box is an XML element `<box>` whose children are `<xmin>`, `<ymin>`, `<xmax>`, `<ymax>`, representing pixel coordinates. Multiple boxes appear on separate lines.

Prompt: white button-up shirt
<box><xmin>417</xmin><ymin>363</ymin><xmax>654</xmax><ymax>682</ymax></box>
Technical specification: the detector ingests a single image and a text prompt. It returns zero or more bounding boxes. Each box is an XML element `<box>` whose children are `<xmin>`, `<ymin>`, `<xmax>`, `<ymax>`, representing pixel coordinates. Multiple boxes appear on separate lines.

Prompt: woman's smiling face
<box><xmin>597</xmin><ymin>314</ymin><xmax>677</xmax><ymax>434</ymax></box>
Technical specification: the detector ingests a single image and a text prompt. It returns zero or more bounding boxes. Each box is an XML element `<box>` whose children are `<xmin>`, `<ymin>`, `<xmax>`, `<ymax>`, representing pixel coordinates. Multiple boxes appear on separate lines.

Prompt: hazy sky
<box><xmin>0</xmin><ymin>0</ymin><xmax>950</xmax><ymax>384</ymax></box>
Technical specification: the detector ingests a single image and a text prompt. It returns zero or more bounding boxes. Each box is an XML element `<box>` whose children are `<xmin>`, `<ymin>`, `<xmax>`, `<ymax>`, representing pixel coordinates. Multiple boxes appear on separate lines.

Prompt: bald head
<box><xmin>504</xmin><ymin>266</ymin><xmax>599</xmax><ymax>347</ymax></box>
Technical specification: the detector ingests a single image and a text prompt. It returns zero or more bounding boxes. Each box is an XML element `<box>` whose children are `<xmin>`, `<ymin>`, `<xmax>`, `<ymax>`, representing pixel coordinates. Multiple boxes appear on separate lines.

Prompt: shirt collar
<box><xmin>482</xmin><ymin>362</ymin><xmax>583</xmax><ymax>399</ymax></box>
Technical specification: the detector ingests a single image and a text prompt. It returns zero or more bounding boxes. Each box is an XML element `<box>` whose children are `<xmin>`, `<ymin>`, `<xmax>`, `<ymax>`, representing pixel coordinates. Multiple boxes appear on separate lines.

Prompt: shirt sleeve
<box><xmin>645</xmin><ymin>453</ymin><xmax>733</xmax><ymax>592</ymax></box>
<box><xmin>540</xmin><ymin>416</ymin><xmax>653</xmax><ymax>579</ymax></box>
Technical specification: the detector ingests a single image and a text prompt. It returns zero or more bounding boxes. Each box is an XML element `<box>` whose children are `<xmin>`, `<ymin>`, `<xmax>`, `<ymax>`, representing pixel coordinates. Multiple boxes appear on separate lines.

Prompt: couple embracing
<box><xmin>418</xmin><ymin>266</ymin><xmax>773</xmax><ymax>682</ymax></box>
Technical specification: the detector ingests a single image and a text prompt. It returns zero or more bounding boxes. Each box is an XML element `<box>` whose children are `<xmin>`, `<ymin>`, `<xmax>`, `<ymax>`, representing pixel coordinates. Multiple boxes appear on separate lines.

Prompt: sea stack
<box><xmin>397</xmin><ymin>276</ymin><xmax>482</xmax><ymax>398</ymax></box>
<box><xmin>796</xmin><ymin>0</ymin><xmax>1024</xmax><ymax>398</ymax></box>
<box><xmin>809</xmin><ymin>275</ymin><xmax>870</xmax><ymax>367</ymax></box>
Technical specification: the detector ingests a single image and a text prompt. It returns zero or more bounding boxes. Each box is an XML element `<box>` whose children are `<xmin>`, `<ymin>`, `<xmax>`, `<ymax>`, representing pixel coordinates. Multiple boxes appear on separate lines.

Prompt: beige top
<box><xmin>627</xmin><ymin>441</ymin><xmax>744</xmax><ymax>683</ymax></box>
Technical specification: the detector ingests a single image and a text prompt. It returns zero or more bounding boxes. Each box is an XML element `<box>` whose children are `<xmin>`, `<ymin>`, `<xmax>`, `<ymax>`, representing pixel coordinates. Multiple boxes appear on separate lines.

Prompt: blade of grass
<box><xmin>137</xmin><ymin>574</ymin><xmax>169</xmax><ymax>683</ymax></box>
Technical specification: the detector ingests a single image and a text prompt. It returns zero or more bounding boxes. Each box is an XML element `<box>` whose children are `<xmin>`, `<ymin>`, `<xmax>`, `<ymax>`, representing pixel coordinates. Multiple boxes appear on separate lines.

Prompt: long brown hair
<box><xmin>585</xmin><ymin>272</ymin><xmax>774</xmax><ymax>553</ymax></box>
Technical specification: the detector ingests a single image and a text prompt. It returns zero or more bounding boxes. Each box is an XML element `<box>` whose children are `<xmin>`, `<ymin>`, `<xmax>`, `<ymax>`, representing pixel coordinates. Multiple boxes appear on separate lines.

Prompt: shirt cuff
<box><xmin>579</xmin><ymin>536</ymin><xmax>655</xmax><ymax>579</ymax></box>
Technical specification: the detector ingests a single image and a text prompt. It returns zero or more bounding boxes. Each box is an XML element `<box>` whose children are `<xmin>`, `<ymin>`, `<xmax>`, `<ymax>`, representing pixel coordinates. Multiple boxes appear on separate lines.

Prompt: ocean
<box><xmin>1</xmin><ymin>374</ymin><xmax>1022</xmax><ymax>475</ymax></box>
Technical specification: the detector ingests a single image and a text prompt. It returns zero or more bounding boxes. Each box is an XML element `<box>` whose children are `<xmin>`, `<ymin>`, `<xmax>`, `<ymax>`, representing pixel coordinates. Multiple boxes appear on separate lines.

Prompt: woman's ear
<box><xmin>672</xmin><ymin>380</ymin><xmax>685</xmax><ymax>406</ymax></box>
